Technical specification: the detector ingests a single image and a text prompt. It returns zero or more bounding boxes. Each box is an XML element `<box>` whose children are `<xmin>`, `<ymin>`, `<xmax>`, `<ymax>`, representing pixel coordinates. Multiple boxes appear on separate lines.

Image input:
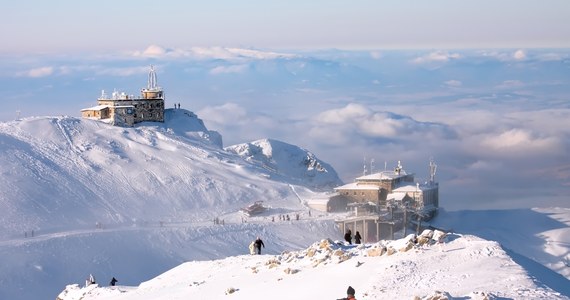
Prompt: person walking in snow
<box><xmin>110</xmin><ymin>277</ymin><xmax>118</xmax><ymax>286</ymax></box>
<box><xmin>354</xmin><ymin>231</ymin><xmax>362</xmax><ymax>244</ymax></box>
<box><xmin>344</xmin><ymin>229</ymin><xmax>352</xmax><ymax>244</ymax></box>
<box><xmin>254</xmin><ymin>236</ymin><xmax>265</xmax><ymax>254</ymax></box>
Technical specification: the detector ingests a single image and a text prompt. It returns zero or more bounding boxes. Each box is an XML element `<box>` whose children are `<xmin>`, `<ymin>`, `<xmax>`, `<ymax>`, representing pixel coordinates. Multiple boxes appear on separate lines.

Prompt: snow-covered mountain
<box><xmin>0</xmin><ymin>109</ymin><xmax>342</xmax><ymax>300</ymax></box>
<box><xmin>225</xmin><ymin>138</ymin><xmax>342</xmax><ymax>189</ymax></box>
<box><xmin>0</xmin><ymin>109</ymin><xmax>569</xmax><ymax>300</ymax></box>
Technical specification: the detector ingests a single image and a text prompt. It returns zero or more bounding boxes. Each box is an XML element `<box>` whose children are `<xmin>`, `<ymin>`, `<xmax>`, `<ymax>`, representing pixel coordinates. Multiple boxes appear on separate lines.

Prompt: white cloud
<box><xmin>96</xmin><ymin>66</ymin><xmax>150</xmax><ymax>77</ymax></box>
<box><xmin>496</xmin><ymin>80</ymin><xmax>524</xmax><ymax>89</ymax></box>
<box><xmin>513</xmin><ymin>49</ymin><xmax>526</xmax><ymax>60</ymax></box>
<box><xmin>19</xmin><ymin>66</ymin><xmax>54</xmax><ymax>78</ymax></box>
<box><xmin>130</xmin><ymin>45</ymin><xmax>295</xmax><ymax>61</ymax></box>
<box><xmin>197</xmin><ymin>103</ymin><xmax>248</xmax><ymax>125</ymax></box>
<box><xmin>132</xmin><ymin>45</ymin><xmax>170</xmax><ymax>58</ymax></box>
<box><xmin>369</xmin><ymin>51</ymin><xmax>382</xmax><ymax>60</ymax></box>
<box><xmin>310</xmin><ymin>103</ymin><xmax>455</xmax><ymax>143</ymax></box>
<box><xmin>315</xmin><ymin>103</ymin><xmax>370</xmax><ymax>125</ymax></box>
<box><xmin>209</xmin><ymin>64</ymin><xmax>248</xmax><ymax>75</ymax></box>
<box><xmin>480</xmin><ymin>128</ymin><xmax>561</xmax><ymax>154</ymax></box>
<box><xmin>537</xmin><ymin>52</ymin><xmax>565</xmax><ymax>61</ymax></box>
<box><xmin>444</xmin><ymin>80</ymin><xmax>462</xmax><ymax>87</ymax></box>
<box><xmin>411</xmin><ymin>51</ymin><xmax>461</xmax><ymax>64</ymax></box>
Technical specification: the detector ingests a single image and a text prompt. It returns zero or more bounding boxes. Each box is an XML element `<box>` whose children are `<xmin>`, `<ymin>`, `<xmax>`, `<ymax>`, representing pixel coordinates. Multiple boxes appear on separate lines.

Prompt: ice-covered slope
<box><xmin>225</xmin><ymin>138</ymin><xmax>342</xmax><ymax>189</ymax></box>
<box><xmin>0</xmin><ymin>109</ymin><xmax>343</xmax><ymax>300</ymax></box>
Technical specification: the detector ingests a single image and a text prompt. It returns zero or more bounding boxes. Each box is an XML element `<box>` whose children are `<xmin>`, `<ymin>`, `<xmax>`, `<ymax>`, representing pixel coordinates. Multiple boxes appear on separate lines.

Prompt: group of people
<box><xmin>344</xmin><ymin>229</ymin><xmax>362</xmax><ymax>245</ymax></box>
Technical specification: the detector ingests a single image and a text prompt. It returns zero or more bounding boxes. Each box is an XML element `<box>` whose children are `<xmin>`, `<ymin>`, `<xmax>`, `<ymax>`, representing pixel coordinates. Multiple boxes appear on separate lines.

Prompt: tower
<box><xmin>141</xmin><ymin>65</ymin><xmax>163</xmax><ymax>99</ymax></box>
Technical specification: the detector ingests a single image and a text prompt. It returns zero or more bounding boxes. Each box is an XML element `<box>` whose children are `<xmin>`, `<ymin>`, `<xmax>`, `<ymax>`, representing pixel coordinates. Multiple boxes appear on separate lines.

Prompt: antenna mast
<box><xmin>429</xmin><ymin>158</ymin><xmax>437</xmax><ymax>183</ymax></box>
<box><xmin>148</xmin><ymin>65</ymin><xmax>158</xmax><ymax>90</ymax></box>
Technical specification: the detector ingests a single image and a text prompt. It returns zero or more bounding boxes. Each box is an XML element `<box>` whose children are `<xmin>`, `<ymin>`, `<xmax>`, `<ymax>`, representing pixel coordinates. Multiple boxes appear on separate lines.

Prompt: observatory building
<box><xmin>81</xmin><ymin>66</ymin><xmax>165</xmax><ymax>126</ymax></box>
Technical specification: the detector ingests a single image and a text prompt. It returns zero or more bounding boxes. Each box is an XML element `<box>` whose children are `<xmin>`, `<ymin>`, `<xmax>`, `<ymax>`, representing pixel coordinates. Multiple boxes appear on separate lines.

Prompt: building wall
<box><xmin>81</xmin><ymin>108</ymin><xmax>109</xmax><ymax>119</ymax></box>
<box><xmin>110</xmin><ymin>107</ymin><xmax>135</xmax><ymax>126</ymax></box>
<box><xmin>132</xmin><ymin>99</ymin><xmax>164</xmax><ymax>123</ymax></box>
<box><xmin>96</xmin><ymin>98</ymin><xmax>164</xmax><ymax>125</ymax></box>
<box><xmin>336</xmin><ymin>188</ymin><xmax>382</xmax><ymax>204</ymax></box>
<box><xmin>357</xmin><ymin>174</ymin><xmax>414</xmax><ymax>193</ymax></box>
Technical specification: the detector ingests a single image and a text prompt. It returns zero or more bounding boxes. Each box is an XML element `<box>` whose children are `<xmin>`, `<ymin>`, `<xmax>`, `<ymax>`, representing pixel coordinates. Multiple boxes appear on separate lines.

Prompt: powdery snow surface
<box><xmin>57</xmin><ymin>232</ymin><xmax>566</xmax><ymax>300</ymax></box>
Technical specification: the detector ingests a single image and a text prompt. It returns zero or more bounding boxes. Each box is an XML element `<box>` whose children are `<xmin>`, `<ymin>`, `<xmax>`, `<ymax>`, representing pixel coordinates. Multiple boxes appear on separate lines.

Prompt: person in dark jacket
<box><xmin>254</xmin><ymin>237</ymin><xmax>265</xmax><ymax>254</ymax></box>
<box><xmin>110</xmin><ymin>277</ymin><xmax>118</xmax><ymax>286</ymax></box>
<box><xmin>344</xmin><ymin>229</ymin><xmax>352</xmax><ymax>244</ymax></box>
<box><xmin>354</xmin><ymin>231</ymin><xmax>362</xmax><ymax>244</ymax></box>
<box><xmin>337</xmin><ymin>286</ymin><xmax>357</xmax><ymax>300</ymax></box>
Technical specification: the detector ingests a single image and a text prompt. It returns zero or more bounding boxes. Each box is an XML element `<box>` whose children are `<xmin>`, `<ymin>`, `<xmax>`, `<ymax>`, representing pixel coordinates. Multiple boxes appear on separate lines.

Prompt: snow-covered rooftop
<box><xmin>356</xmin><ymin>170</ymin><xmax>413</xmax><ymax>181</ymax></box>
<box><xmin>334</xmin><ymin>182</ymin><xmax>382</xmax><ymax>191</ymax></box>
<box><xmin>80</xmin><ymin>105</ymin><xmax>109</xmax><ymax>111</ymax></box>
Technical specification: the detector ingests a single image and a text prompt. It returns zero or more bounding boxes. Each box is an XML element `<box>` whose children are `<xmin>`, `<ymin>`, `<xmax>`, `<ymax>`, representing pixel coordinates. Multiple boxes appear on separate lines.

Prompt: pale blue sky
<box><xmin>2</xmin><ymin>0</ymin><xmax>569</xmax><ymax>53</ymax></box>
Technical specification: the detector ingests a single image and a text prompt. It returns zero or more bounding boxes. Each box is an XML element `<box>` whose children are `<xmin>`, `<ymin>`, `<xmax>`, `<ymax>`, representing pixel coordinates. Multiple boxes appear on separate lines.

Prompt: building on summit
<box><xmin>334</xmin><ymin>160</ymin><xmax>439</xmax><ymax>217</ymax></box>
<box><xmin>81</xmin><ymin>66</ymin><xmax>165</xmax><ymax>126</ymax></box>
<box><xmin>309</xmin><ymin>160</ymin><xmax>439</xmax><ymax>243</ymax></box>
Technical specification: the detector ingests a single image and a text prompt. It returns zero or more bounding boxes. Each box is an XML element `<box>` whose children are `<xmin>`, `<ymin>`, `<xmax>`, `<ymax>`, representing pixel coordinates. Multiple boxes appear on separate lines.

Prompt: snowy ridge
<box><xmin>56</xmin><ymin>230</ymin><xmax>565</xmax><ymax>300</ymax></box>
<box><xmin>225</xmin><ymin>138</ymin><xmax>342</xmax><ymax>189</ymax></box>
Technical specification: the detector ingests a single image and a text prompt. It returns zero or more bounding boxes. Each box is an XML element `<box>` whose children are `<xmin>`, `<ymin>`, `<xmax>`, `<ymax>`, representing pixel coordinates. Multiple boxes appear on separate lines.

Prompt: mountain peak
<box><xmin>225</xmin><ymin>138</ymin><xmax>342</xmax><ymax>189</ymax></box>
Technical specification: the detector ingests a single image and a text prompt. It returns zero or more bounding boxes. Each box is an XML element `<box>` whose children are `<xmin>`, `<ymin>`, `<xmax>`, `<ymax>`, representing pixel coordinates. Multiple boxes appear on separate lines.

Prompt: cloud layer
<box><xmin>2</xmin><ymin>47</ymin><xmax>569</xmax><ymax>211</ymax></box>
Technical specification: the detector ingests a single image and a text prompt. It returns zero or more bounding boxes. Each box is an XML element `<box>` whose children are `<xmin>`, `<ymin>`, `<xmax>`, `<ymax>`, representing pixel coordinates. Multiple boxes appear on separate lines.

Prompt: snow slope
<box><xmin>0</xmin><ymin>110</ymin><xmax>342</xmax><ymax>300</ymax></box>
<box><xmin>56</xmin><ymin>232</ymin><xmax>568</xmax><ymax>300</ymax></box>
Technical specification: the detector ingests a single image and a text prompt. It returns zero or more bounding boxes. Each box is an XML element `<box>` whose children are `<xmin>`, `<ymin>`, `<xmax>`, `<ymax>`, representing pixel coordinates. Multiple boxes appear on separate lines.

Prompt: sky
<box><xmin>2</xmin><ymin>0</ymin><xmax>570</xmax><ymax>53</ymax></box>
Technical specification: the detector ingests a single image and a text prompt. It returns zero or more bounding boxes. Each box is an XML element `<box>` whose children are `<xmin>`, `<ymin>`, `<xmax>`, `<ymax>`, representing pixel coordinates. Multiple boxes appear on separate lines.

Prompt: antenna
<box><xmin>370</xmin><ymin>158</ymin><xmax>375</xmax><ymax>174</ymax></box>
<box><xmin>363</xmin><ymin>155</ymin><xmax>367</xmax><ymax>176</ymax></box>
<box><xmin>148</xmin><ymin>65</ymin><xmax>158</xmax><ymax>90</ymax></box>
<box><xmin>429</xmin><ymin>157</ymin><xmax>437</xmax><ymax>183</ymax></box>
<box><xmin>384</xmin><ymin>161</ymin><xmax>387</xmax><ymax>171</ymax></box>
<box><xmin>16</xmin><ymin>110</ymin><xmax>21</xmax><ymax>120</ymax></box>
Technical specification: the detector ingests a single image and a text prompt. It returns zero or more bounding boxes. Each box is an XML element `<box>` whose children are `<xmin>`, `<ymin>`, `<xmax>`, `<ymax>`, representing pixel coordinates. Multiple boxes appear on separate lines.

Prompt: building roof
<box><xmin>393</xmin><ymin>183</ymin><xmax>437</xmax><ymax>193</ymax></box>
<box><xmin>81</xmin><ymin>105</ymin><xmax>109</xmax><ymax>111</ymax></box>
<box><xmin>387</xmin><ymin>192</ymin><xmax>407</xmax><ymax>201</ymax></box>
<box><xmin>334</xmin><ymin>182</ymin><xmax>381</xmax><ymax>191</ymax></box>
<box><xmin>356</xmin><ymin>170</ymin><xmax>412</xmax><ymax>181</ymax></box>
